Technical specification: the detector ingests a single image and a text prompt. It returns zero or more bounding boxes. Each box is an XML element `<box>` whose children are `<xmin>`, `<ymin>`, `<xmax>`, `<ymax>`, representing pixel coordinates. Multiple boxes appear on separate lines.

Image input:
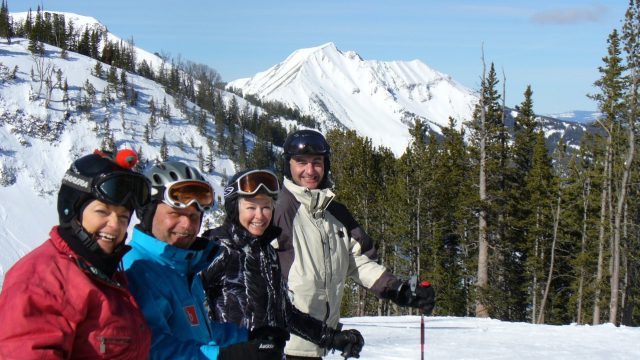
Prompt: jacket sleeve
<box><xmin>125</xmin><ymin>262</ymin><xmax>223</xmax><ymax>360</ymax></box>
<box><xmin>0</xmin><ymin>280</ymin><xmax>75</xmax><ymax>359</ymax></box>
<box><xmin>286</xmin><ymin>299</ymin><xmax>331</xmax><ymax>347</ymax></box>
<box><xmin>200</xmin><ymin>247</ymin><xmax>228</xmax><ymax>317</ymax></box>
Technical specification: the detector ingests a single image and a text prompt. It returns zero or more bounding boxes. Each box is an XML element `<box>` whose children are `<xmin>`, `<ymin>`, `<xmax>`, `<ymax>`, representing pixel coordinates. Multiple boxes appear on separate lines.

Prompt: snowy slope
<box><xmin>328</xmin><ymin>316</ymin><xmax>640</xmax><ymax>359</ymax></box>
<box><xmin>10</xmin><ymin>11</ymin><xmax>166</xmax><ymax>71</ymax></box>
<box><xmin>229</xmin><ymin>42</ymin><xmax>477</xmax><ymax>156</ymax></box>
<box><xmin>0</xmin><ymin>33</ymin><xmax>245</xmax><ymax>284</ymax></box>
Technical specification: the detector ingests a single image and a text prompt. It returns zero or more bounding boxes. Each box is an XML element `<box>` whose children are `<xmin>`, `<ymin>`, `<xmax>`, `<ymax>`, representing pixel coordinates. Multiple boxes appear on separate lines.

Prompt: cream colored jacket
<box><xmin>272</xmin><ymin>178</ymin><xmax>400</xmax><ymax>357</ymax></box>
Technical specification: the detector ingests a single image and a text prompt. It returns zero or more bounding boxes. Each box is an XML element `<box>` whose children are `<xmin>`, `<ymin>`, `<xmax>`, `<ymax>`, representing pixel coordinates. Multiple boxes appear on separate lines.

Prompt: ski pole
<box><xmin>421</xmin><ymin>311</ymin><xmax>425</xmax><ymax>360</ymax></box>
<box><xmin>408</xmin><ymin>275</ymin><xmax>424</xmax><ymax>359</ymax></box>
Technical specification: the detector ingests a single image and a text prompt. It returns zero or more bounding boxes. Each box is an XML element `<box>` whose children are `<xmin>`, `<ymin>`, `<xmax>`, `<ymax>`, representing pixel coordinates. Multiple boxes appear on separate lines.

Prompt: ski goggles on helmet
<box><xmin>62</xmin><ymin>170</ymin><xmax>151</xmax><ymax>210</ymax></box>
<box><xmin>225</xmin><ymin>170</ymin><xmax>280</xmax><ymax>199</ymax></box>
<box><xmin>285</xmin><ymin>133</ymin><xmax>330</xmax><ymax>156</ymax></box>
<box><xmin>161</xmin><ymin>180</ymin><xmax>214</xmax><ymax>212</ymax></box>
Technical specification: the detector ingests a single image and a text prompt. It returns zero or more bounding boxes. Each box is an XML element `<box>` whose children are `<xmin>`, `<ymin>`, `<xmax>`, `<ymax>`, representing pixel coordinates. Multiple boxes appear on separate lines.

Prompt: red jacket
<box><xmin>0</xmin><ymin>226</ymin><xmax>151</xmax><ymax>359</ymax></box>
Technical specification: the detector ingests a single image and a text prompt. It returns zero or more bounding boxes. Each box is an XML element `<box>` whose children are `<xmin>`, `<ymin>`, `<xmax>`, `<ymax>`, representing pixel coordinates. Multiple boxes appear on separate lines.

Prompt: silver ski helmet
<box><xmin>136</xmin><ymin>161</ymin><xmax>213</xmax><ymax>232</ymax></box>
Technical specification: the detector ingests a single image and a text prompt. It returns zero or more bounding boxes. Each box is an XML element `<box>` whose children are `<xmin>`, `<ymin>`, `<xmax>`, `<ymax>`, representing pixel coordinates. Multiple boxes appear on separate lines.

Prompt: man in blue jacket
<box><xmin>124</xmin><ymin>161</ymin><xmax>283</xmax><ymax>360</ymax></box>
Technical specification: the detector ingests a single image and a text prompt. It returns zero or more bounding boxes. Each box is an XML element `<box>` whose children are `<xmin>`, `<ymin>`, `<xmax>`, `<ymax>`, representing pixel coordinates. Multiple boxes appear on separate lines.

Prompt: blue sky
<box><xmin>13</xmin><ymin>1</ymin><xmax>629</xmax><ymax>115</ymax></box>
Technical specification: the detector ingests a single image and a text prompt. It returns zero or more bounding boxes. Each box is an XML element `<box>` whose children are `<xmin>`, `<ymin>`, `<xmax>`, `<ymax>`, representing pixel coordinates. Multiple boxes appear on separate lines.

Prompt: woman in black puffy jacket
<box><xmin>201</xmin><ymin>169</ymin><xmax>364</xmax><ymax>360</ymax></box>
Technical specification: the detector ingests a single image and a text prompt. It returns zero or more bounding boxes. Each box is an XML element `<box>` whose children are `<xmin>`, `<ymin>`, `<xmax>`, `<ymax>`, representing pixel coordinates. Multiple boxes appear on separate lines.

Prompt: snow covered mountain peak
<box><xmin>228</xmin><ymin>43</ymin><xmax>477</xmax><ymax>155</ymax></box>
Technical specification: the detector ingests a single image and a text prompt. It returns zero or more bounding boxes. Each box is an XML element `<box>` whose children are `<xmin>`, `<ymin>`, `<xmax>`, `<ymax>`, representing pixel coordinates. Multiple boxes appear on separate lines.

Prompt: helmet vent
<box><xmin>185</xmin><ymin>167</ymin><xmax>194</xmax><ymax>179</ymax></box>
<box><xmin>169</xmin><ymin>171</ymin><xmax>179</xmax><ymax>181</ymax></box>
<box><xmin>152</xmin><ymin>174</ymin><xmax>162</xmax><ymax>185</ymax></box>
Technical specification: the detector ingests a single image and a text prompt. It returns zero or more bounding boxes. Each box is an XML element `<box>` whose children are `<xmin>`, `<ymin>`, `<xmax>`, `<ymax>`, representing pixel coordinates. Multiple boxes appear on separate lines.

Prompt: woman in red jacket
<box><xmin>0</xmin><ymin>149</ymin><xmax>153</xmax><ymax>359</ymax></box>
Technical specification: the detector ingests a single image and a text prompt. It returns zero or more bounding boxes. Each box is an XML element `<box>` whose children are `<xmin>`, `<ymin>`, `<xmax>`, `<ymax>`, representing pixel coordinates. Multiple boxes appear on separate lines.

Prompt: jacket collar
<box><xmin>130</xmin><ymin>227</ymin><xmax>215</xmax><ymax>275</ymax></box>
<box><xmin>283</xmin><ymin>178</ymin><xmax>335</xmax><ymax>219</ymax></box>
<box><xmin>50</xmin><ymin>226</ymin><xmax>128</xmax><ymax>286</ymax></box>
<box><xmin>215</xmin><ymin>220</ymin><xmax>282</xmax><ymax>249</ymax></box>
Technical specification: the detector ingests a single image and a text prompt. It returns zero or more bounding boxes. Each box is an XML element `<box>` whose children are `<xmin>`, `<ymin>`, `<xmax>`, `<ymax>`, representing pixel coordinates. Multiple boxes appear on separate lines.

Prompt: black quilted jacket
<box><xmin>201</xmin><ymin>221</ymin><xmax>329</xmax><ymax>345</ymax></box>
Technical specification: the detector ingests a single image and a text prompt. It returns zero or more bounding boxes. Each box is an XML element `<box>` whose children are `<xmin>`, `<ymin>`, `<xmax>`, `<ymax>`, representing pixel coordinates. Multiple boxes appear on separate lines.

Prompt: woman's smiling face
<box><xmin>81</xmin><ymin>200</ymin><xmax>131</xmax><ymax>254</ymax></box>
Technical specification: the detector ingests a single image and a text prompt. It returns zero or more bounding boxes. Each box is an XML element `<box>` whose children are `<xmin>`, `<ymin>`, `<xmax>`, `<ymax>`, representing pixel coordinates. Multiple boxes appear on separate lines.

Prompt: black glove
<box><xmin>218</xmin><ymin>326</ymin><xmax>289</xmax><ymax>360</ymax></box>
<box><xmin>325</xmin><ymin>327</ymin><xmax>364</xmax><ymax>359</ymax></box>
<box><xmin>393</xmin><ymin>280</ymin><xmax>436</xmax><ymax>315</ymax></box>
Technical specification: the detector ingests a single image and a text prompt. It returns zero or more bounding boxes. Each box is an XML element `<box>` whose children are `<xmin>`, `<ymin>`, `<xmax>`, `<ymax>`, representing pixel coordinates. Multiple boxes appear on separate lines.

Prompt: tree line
<box><xmin>330</xmin><ymin>2</ymin><xmax>640</xmax><ymax>326</ymax></box>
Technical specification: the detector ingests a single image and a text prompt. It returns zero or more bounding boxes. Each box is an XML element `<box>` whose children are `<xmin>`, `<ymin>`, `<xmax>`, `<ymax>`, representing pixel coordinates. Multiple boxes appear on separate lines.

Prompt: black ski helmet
<box><xmin>57</xmin><ymin>149</ymin><xmax>150</xmax><ymax>225</ymax></box>
<box><xmin>282</xmin><ymin>129</ymin><xmax>331</xmax><ymax>189</ymax></box>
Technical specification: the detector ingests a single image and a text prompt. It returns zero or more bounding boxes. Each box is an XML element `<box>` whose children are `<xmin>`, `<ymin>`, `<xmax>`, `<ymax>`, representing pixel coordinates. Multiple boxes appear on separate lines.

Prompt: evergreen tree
<box><xmin>89</xmin><ymin>29</ymin><xmax>100</xmax><ymax>59</ymax></box>
<box><xmin>248</xmin><ymin>127</ymin><xmax>273</xmax><ymax>169</ymax></box>
<box><xmin>0</xmin><ymin>0</ymin><xmax>11</xmax><ymax>44</ymax></box>
<box><xmin>61</xmin><ymin>79</ymin><xmax>69</xmax><ymax>105</ymax></box>
<box><xmin>27</xmin><ymin>6</ymin><xmax>44</xmax><ymax>55</ymax></box>
<box><xmin>143</xmin><ymin>124</ymin><xmax>150</xmax><ymax>143</ymax></box>
<box><xmin>467</xmin><ymin>61</ymin><xmax>506</xmax><ymax>318</ymax></box>
<box><xmin>160</xmin><ymin>134</ymin><xmax>169</xmax><ymax>161</ymax></box>
<box><xmin>51</xmin><ymin>13</ymin><xmax>66</xmax><ymax>50</ymax></box>
<box><xmin>214</xmin><ymin>94</ymin><xmax>226</xmax><ymax>154</ymax></box>
<box><xmin>587</xmin><ymin>28</ymin><xmax>626</xmax><ymax>325</ymax></box>
<box><xmin>523</xmin><ymin>131</ymin><xmax>557</xmax><ymax>323</ymax></box>
<box><xmin>197</xmin><ymin>148</ymin><xmax>204</xmax><ymax>172</ymax></box>
<box><xmin>564</xmin><ymin>146</ymin><xmax>600</xmax><ymax>325</ymax></box>
<box><xmin>430</xmin><ymin>117</ymin><xmax>474</xmax><ymax>316</ymax></box>
<box><xmin>619</xmin><ymin>0</ymin><xmax>640</xmax><ymax>327</ymax></box>
<box><xmin>106</xmin><ymin>65</ymin><xmax>118</xmax><ymax>91</ymax></box>
<box><xmin>119</xmin><ymin>70</ymin><xmax>128</xmax><ymax>97</ymax></box>
<box><xmin>237</xmin><ymin>128</ymin><xmax>248</xmax><ymax>169</ymax></box>
<box><xmin>93</xmin><ymin>61</ymin><xmax>103</xmax><ymax>79</ymax></box>
<box><xmin>206</xmin><ymin>137</ymin><xmax>216</xmax><ymax>173</ymax></box>
<box><xmin>77</xmin><ymin>28</ymin><xmax>91</xmax><ymax>56</ymax></box>
<box><xmin>197</xmin><ymin>109</ymin><xmax>207</xmax><ymax>136</ymax></box>
<box><xmin>137</xmin><ymin>59</ymin><xmax>155</xmax><ymax>80</ymax></box>
<box><xmin>505</xmin><ymin>86</ymin><xmax>540</xmax><ymax>322</ymax></box>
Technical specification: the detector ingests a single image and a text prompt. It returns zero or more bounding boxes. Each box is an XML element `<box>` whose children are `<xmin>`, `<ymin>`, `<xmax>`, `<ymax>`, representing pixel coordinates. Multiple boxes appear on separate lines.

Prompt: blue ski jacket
<box><xmin>123</xmin><ymin>227</ymin><xmax>248</xmax><ymax>359</ymax></box>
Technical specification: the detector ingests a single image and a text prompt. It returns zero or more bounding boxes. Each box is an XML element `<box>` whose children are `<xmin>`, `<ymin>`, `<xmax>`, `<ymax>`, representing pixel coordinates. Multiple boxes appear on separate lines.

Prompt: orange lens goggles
<box><xmin>164</xmin><ymin>180</ymin><xmax>214</xmax><ymax>211</ymax></box>
<box><xmin>236</xmin><ymin>170</ymin><xmax>280</xmax><ymax>196</ymax></box>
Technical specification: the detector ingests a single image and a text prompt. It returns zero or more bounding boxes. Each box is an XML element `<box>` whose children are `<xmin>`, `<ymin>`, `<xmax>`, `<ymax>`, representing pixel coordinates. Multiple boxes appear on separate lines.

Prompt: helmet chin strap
<box><xmin>68</xmin><ymin>219</ymin><xmax>126</xmax><ymax>255</ymax></box>
<box><xmin>70</xmin><ymin>219</ymin><xmax>102</xmax><ymax>253</ymax></box>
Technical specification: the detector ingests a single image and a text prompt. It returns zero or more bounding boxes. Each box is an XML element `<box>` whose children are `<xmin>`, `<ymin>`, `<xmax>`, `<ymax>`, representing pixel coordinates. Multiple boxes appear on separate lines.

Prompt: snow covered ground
<box><xmin>325</xmin><ymin>316</ymin><xmax>640</xmax><ymax>360</ymax></box>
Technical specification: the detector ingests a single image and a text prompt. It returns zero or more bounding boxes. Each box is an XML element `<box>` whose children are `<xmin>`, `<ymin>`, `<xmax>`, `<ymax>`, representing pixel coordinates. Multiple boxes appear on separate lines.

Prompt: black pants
<box><xmin>285</xmin><ymin>356</ymin><xmax>322</xmax><ymax>360</ymax></box>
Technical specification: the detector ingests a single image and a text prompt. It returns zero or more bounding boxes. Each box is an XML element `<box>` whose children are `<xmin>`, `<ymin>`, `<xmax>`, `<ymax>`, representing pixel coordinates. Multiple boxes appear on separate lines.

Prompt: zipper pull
<box><xmin>98</xmin><ymin>336</ymin><xmax>106</xmax><ymax>353</ymax></box>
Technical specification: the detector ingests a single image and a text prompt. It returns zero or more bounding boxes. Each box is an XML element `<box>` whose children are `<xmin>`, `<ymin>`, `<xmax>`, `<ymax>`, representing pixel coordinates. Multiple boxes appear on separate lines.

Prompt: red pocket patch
<box><xmin>184</xmin><ymin>305</ymin><xmax>200</xmax><ymax>326</ymax></box>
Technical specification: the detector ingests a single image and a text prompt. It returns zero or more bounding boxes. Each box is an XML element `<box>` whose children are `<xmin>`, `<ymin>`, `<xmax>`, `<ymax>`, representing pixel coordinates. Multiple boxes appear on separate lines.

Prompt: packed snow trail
<box><xmin>325</xmin><ymin>316</ymin><xmax>640</xmax><ymax>360</ymax></box>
